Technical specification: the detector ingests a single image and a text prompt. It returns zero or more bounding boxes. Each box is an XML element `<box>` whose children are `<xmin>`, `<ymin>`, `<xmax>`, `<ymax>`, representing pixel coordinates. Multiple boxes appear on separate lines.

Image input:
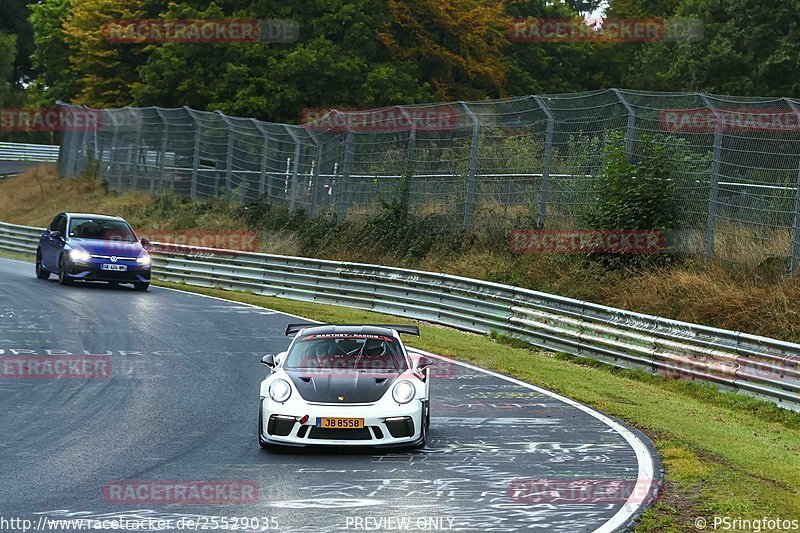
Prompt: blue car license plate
<box><xmin>101</xmin><ymin>264</ymin><xmax>127</xmax><ymax>271</ymax></box>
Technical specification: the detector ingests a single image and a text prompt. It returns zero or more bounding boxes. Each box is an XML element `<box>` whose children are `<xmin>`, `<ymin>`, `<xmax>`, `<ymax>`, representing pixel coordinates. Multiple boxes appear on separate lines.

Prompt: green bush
<box><xmin>578</xmin><ymin>132</ymin><xmax>680</xmax><ymax>268</ymax></box>
<box><xmin>238</xmin><ymin>195</ymin><xmax>308</xmax><ymax>230</ymax></box>
<box><xmin>582</xmin><ymin>131</ymin><xmax>676</xmax><ymax>231</ymax></box>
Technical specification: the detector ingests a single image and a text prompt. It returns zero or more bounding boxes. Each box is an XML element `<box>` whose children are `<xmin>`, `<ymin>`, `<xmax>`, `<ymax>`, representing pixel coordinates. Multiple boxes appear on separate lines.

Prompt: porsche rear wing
<box><xmin>284</xmin><ymin>323</ymin><xmax>420</xmax><ymax>336</ymax></box>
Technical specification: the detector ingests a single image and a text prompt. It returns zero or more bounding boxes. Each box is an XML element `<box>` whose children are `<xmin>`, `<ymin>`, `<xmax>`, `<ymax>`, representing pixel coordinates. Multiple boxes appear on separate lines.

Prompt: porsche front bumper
<box><xmin>259</xmin><ymin>398</ymin><xmax>425</xmax><ymax>448</ymax></box>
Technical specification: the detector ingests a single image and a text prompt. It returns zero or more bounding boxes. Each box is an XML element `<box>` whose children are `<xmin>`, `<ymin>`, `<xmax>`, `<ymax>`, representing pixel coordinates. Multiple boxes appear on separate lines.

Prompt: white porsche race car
<box><xmin>258</xmin><ymin>324</ymin><xmax>432</xmax><ymax>449</ymax></box>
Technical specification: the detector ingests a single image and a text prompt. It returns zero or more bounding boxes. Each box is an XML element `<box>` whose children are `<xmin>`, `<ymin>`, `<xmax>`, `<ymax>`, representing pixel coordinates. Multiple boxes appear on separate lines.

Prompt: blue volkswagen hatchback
<box><xmin>36</xmin><ymin>213</ymin><xmax>152</xmax><ymax>290</ymax></box>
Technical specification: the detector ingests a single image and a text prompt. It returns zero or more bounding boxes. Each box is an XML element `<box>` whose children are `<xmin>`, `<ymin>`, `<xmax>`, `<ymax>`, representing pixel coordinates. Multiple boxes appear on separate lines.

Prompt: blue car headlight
<box><xmin>69</xmin><ymin>249</ymin><xmax>91</xmax><ymax>262</ymax></box>
<box><xmin>136</xmin><ymin>253</ymin><xmax>151</xmax><ymax>265</ymax></box>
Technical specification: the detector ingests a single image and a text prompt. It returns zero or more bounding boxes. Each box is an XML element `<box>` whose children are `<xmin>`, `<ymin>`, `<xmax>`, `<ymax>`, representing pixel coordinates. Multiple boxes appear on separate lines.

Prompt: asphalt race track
<box><xmin>0</xmin><ymin>257</ymin><xmax>660</xmax><ymax>532</ymax></box>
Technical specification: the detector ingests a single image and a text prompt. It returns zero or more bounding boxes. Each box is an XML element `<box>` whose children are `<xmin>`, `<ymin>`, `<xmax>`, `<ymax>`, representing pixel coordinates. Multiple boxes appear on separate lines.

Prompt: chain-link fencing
<box><xmin>55</xmin><ymin>89</ymin><xmax>800</xmax><ymax>271</ymax></box>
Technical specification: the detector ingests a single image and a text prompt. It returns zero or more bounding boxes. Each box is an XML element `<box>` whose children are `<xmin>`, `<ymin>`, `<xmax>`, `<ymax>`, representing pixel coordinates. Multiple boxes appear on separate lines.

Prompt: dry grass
<box><xmin>607</xmin><ymin>263</ymin><xmax>800</xmax><ymax>339</ymax></box>
<box><xmin>0</xmin><ymin>166</ymin><xmax>152</xmax><ymax>227</ymax></box>
<box><xmin>3</xmin><ymin>166</ymin><xmax>800</xmax><ymax>341</ymax></box>
<box><xmin>711</xmin><ymin>221</ymin><xmax>793</xmax><ymax>271</ymax></box>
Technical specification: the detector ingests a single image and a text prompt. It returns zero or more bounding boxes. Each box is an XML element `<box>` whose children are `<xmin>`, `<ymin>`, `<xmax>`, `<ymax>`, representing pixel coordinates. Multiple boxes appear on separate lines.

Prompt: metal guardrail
<box><xmin>2</xmin><ymin>220</ymin><xmax>799</xmax><ymax>409</ymax></box>
<box><xmin>0</xmin><ymin>143</ymin><xmax>59</xmax><ymax>163</ymax></box>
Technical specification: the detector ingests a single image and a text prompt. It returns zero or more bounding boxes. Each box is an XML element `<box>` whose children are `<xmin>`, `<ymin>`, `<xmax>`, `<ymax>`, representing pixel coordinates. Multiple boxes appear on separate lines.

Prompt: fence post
<box><xmin>76</xmin><ymin>105</ymin><xmax>93</xmax><ymax>178</ymax></box>
<box><xmin>700</xmin><ymin>93</ymin><xmax>722</xmax><ymax>263</ymax></box>
<box><xmin>251</xmin><ymin>120</ymin><xmax>270</xmax><ymax>201</ymax></box>
<box><xmin>129</xmin><ymin>109</ymin><xmax>141</xmax><ymax>190</ymax></box>
<box><xmin>461</xmin><ymin>102</ymin><xmax>480</xmax><ymax>231</ymax></box>
<box><xmin>55</xmin><ymin>101</ymin><xmax>78</xmax><ymax>178</ymax></box>
<box><xmin>213</xmin><ymin>112</ymin><xmax>236</xmax><ymax>201</ymax></box>
<box><xmin>400</xmin><ymin>108</ymin><xmax>416</xmax><ymax>216</ymax></box>
<box><xmin>187</xmin><ymin>108</ymin><xmax>200</xmax><ymax>199</ymax></box>
<box><xmin>337</xmin><ymin>127</ymin><xmax>355</xmax><ymax>222</ymax></box>
<box><xmin>91</xmin><ymin>126</ymin><xmax>99</xmax><ymax>162</ymax></box>
<box><xmin>107</xmin><ymin>112</ymin><xmax>121</xmax><ymax>190</ymax></box>
<box><xmin>533</xmin><ymin>96</ymin><xmax>554</xmax><ymax>228</ymax></box>
<box><xmin>305</xmin><ymin>129</ymin><xmax>324</xmax><ymax>216</ymax></box>
<box><xmin>612</xmin><ymin>88</ymin><xmax>636</xmax><ymax>159</ymax></box>
<box><xmin>93</xmin><ymin>124</ymin><xmax>104</xmax><ymax>177</ymax></box>
<box><xmin>155</xmin><ymin>110</ymin><xmax>168</xmax><ymax>194</ymax></box>
<box><xmin>284</xmin><ymin>125</ymin><xmax>303</xmax><ymax>212</ymax></box>
<box><xmin>787</xmin><ymin>99</ymin><xmax>800</xmax><ymax>273</ymax></box>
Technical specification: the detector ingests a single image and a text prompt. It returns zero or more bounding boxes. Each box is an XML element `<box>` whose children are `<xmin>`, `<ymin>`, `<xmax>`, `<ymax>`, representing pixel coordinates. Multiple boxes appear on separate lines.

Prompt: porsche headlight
<box><xmin>392</xmin><ymin>380</ymin><xmax>416</xmax><ymax>404</ymax></box>
<box><xmin>69</xmin><ymin>249</ymin><xmax>91</xmax><ymax>262</ymax></box>
<box><xmin>269</xmin><ymin>379</ymin><xmax>292</xmax><ymax>403</ymax></box>
<box><xmin>136</xmin><ymin>253</ymin><xmax>151</xmax><ymax>265</ymax></box>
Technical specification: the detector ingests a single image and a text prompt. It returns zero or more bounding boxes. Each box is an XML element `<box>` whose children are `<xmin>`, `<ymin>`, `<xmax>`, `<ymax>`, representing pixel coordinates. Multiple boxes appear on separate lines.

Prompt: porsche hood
<box><xmin>285</xmin><ymin>370</ymin><xmax>400</xmax><ymax>404</ymax></box>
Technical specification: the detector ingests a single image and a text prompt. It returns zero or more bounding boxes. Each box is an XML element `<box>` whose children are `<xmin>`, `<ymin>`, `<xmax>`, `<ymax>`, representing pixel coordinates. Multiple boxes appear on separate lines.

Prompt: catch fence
<box><xmin>56</xmin><ymin>90</ymin><xmax>800</xmax><ymax>270</ymax></box>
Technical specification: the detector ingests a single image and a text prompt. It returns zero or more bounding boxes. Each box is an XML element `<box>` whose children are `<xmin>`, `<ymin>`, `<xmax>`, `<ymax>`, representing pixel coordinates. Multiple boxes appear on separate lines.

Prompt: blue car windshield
<box><xmin>69</xmin><ymin>218</ymin><xmax>137</xmax><ymax>242</ymax></box>
<box><xmin>284</xmin><ymin>334</ymin><xmax>408</xmax><ymax>371</ymax></box>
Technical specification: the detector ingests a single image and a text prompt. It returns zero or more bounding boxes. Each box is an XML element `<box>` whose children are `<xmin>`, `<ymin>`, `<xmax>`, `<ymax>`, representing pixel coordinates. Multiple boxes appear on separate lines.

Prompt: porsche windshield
<box><xmin>284</xmin><ymin>334</ymin><xmax>408</xmax><ymax>371</ymax></box>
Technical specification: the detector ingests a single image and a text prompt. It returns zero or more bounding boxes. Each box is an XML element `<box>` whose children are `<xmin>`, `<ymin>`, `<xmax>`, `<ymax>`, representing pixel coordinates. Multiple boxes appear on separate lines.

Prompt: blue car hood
<box><xmin>69</xmin><ymin>238</ymin><xmax>144</xmax><ymax>257</ymax></box>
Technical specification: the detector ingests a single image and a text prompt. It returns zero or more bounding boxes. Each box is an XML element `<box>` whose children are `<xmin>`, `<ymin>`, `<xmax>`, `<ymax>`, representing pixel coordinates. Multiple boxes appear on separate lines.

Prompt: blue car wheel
<box><xmin>58</xmin><ymin>255</ymin><xmax>73</xmax><ymax>286</ymax></box>
<box><xmin>35</xmin><ymin>249</ymin><xmax>50</xmax><ymax>280</ymax></box>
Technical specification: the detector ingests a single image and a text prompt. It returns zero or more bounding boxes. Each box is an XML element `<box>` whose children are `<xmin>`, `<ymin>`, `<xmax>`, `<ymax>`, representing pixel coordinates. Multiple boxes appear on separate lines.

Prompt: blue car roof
<box><xmin>65</xmin><ymin>213</ymin><xmax>125</xmax><ymax>221</ymax></box>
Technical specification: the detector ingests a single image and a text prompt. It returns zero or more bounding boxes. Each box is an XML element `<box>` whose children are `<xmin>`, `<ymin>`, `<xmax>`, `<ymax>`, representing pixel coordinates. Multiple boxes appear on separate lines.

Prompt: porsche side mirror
<box><xmin>416</xmin><ymin>356</ymin><xmax>433</xmax><ymax>370</ymax></box>
<box><xmin>50</xmin><ymin>230</ymin><xmax>62</xmax><ymax>239</ymax></box>
<box><xmin>260</xmin><ymin>354</ymin><xmax>276</xmax><ymax>367</ymax></box>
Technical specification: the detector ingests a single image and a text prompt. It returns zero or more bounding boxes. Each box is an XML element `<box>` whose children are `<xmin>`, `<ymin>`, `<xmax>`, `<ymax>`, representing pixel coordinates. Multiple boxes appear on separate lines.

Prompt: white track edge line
<box><xmin>129</xmin><ymin>283</ymin><xmax>659</xmax><ymax>531</ymax></box>
<box><xmin>410</xmin><ymin>348</ymin><xmax>656</xmax><ymax>533</ymax></box>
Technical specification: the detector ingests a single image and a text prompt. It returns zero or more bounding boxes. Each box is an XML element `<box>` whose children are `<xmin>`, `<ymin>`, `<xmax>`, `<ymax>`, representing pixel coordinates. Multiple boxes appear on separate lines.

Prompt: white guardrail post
<box><xmin>1</xmin><ymin>220</ymin><xmax>799</xmax><ymax>410</ymax></box>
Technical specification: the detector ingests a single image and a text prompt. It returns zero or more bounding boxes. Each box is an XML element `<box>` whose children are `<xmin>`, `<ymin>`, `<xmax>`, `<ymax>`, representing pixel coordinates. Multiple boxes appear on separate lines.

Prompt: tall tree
<box><xmin>614</xmin><ymin>0</ymin><xmax>800</xmax><ymax>96</ymax></box>
<box><xmin>580</xmin><ymin>0</ymin><xmax>681</xmax><ymax>90</ymax></box>
<box><xmin>0</xmin><ymin>32</ymin><xmax>18</xmax><ymax>105</ymax></box>
<box><xmin>133</xmin><ymin>1</ymin><xmax>432</xmax><ymax>121</ymax></box>
<box><xmin>377</xmin><ymin>0</ymin><xmax>511</xmax><ymax>100</ymax></box>
<box><xmin>503</xmin><ymin>0</ymin><xmax>598</xmax><ymax>94</ymax></box>
<box><xmin>61</xmin><ymin>0</ymin><xmax>147</xmax><ymax>106</ymax></box>
<box><xmin>564</xmin><ymin>0</ymin><xmax>604</xmax><ymax>15</ymax></box>
<box><xmin>0</xmin><ymin>0</ymin><xmax>35</xmax><ymax>86</ymax></box>
<box><xmin>29</xmin><ymin>0</ymin><xmax>77</xmax><ymax>105</ymax></box>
